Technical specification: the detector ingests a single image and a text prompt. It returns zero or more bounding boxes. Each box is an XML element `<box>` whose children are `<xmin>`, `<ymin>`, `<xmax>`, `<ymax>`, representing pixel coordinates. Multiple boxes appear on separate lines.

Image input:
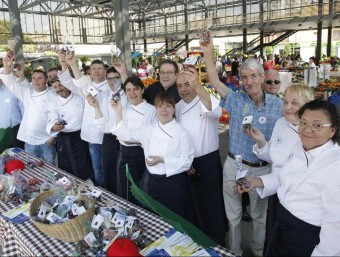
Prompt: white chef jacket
<box><xmin>103</xmin><ymin>99</ymin><xmax>156</xmax><ymax>147</ymax></box>
<box><xmin>0</xmin><ymin>84</ymin><xmax>23</xmax><ymax>129</ymax></box>
<box><xmin>176</xmin><ymin>94</ymin><xmax>221</xmax><ymax>158</ymax></box>
<box><xmin>257</xmin><ymin>140</ymin><xmax>340</xmax><ymax>256</ymax></box>
<box><xmin>111</xmin><ymin>119</ymin><xmax>194</xmax><ymax>177</ymax></box>
<box><xmin>0</xmin><ymin>72</ymin><xmax>56</xmax><ymax>145</ymax></box>
<box><xmin>252</xmin><ymin>117</ymin><xmax>300</xmax><ymax>173</ymax></box>
<box><xmin>58</xmin><ymin>70</ymin><xmax>107</xmax><ymax>144</ymax></box>
<box><xmin>46</xmin><ymin>92</ymin><xmax>84</xmax><ymax>136</ymax></box>
<box><xmin>93</xmin><ymin>88</ymin><xmax>128</xmax><ymax>134</ymax></box>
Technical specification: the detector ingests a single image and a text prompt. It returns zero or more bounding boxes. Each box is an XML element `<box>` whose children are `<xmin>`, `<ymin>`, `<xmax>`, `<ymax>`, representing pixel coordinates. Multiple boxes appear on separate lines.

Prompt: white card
<box><xmin>75</xmin><ymin>206</ymin><xmax>86</xmax><ymax>216</ymax></box>
<box><xmin>115</xmin><ymin>48</ymin><xmax>121</xmax><ymax>57</ymax></box>
<box><xmin>111</xmin><ymin>212</ymin><xmax>126</xmax><ymax>228</ymax></box>
<box><xmin>84</xmin><ymin>232</ymin><xmax>96</xmax><ymax>247</ymax></box>
<box><xmin>72</xmin><ymin>203</ymin><xmax>79</xmax><ymax>215</ymax></box>
<box><xmin>235</xmin><ymin>169</ymin><xmax>248</xmax><ymax>180</ymax></box>
<box><xmin>38</xmin><ymin>205</ymin><xmax>48</xmax><ymax>219</ymax></box>
<box><xmin>242</xmin><ymin>115</ymin><xmax>253</xmax><ymax>125</ymax></box>
<box><xmin>183</xmin><ymin>56</ymin><xmax>197</xmax><ymax>65</ymax></box>
<box><xmin>91</xmin><ymin>189</ymin><xmax>102</xmax><ymax>198</ymax></box>
<box><xmin>46</xmin><ymin>212</ymin><xmax>61</xmax><ymax>223</ymax></box>
<box><xmin>131</xmin><ymin>230</ymin><xmax>141</xmax><ymax>240</ymax></box>
<box><xmin>87</xmin><ymin>86</ymin><xmax>98</xmax><ymax>97</ymax></box>
<box><xmin>91</xmin><ymin>214</ymin><xmax>104</xmax><ymax>229</ymax></box>
<box><xmin>58</xmin><ymin>176</ymin><xmax>70</xmax><ymax>186</ymax></box>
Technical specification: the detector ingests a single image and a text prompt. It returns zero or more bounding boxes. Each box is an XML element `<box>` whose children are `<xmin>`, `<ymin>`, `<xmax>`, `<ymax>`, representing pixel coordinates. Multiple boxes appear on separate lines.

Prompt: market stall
<box><xmin>0</xmin><ymin>148</ymin><xmax>236</xmax><ymax>257</ymax></box>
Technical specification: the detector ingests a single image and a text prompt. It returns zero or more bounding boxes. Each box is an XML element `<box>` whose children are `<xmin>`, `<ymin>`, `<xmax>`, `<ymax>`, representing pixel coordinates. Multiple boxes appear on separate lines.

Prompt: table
<box><xmin>0</xmin><ymin>149</ymin><xmax>237</xmax><ymax>257</ymax></box>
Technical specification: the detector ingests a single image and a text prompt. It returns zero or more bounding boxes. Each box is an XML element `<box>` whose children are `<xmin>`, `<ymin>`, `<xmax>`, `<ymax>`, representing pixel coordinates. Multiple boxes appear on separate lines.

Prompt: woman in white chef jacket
<box><xmin>238</xmin><ymin>100</ymin><xmax>340</xmax><ymax>256</ymax></box>
<box><xmin>111</xmin><ymin>91</ymin><xmax>194</xmax><ymax>219</ymax></box>
<box><xmin>248</xmin><ymin>83</ymin><xmax>314</xmax><ymax>249</ymax></box>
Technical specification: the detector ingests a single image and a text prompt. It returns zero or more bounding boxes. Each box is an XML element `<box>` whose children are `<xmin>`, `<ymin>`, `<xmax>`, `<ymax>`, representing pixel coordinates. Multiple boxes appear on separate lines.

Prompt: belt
<box><xmin>228</xmin><ymin>152</ymin><xmax>268</xmax><ymax>168</ymax></box>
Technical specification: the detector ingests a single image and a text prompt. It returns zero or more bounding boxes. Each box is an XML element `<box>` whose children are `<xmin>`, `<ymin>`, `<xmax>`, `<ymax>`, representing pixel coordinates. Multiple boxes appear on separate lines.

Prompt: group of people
<box><xmin>1</xmin><ymin>31</ymin><xmax>340</xmax><ymax>256</ymax></box>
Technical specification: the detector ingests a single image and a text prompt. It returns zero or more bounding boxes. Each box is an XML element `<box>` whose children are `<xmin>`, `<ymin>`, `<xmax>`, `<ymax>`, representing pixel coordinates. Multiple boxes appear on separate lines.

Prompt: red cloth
<box><xmin>263</xmin><ymin>61</ymin><xmax>274</xmax><ymax>70</ymax></box>
<box><xmin>5</xmin><ymin>159</ymin><xmax>25</xmax><ymax>174</ymax></box>
<box><xmin>108</xmin><ymin>238</ymin><xmax>143</xmax><ymax>257</ymax></box>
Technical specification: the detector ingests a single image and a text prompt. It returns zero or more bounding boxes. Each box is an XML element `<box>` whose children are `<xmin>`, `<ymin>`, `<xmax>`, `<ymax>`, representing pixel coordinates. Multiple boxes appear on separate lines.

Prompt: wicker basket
<box><xmin>29</xmin><ymin>189</ymin><xmax>95</xmax><ymax>242</ymax></box>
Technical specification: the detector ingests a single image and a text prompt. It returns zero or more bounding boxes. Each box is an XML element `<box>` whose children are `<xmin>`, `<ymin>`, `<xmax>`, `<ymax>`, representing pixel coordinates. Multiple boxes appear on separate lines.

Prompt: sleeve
<box><xmin>58</xmin><ymin>70</ymin><xmax>85</xmax><ymax>99</ymax></box>
<box><xmin>221</xmin><ymin>89</ymin><xmax>236</xmax><ymax>114</ymax></box>
<box><xmin>16</xmin><ymin>78</ymin><xmax>31</xmax><ymax>88</ymax></box>
<box><xmin>46</xmin><ymin>103</ymin><xmax>60</xmax><ymax>137</ymax></box>
<box><xmin>202</xmin><ymin>94</ymin><xmax>222</xmax><ymax>118</ymax></box>
<box><xmin>111</xmin><ymin>120</ymin><xmax>145</xmax><ymax>144</ymax></box>
<box><xmin>311</xmin><ymin>162</ymin><xmax>340</xmax><ymax>256</ymax></box>
<box><xmin>164</xmin><ymin>129</ymin><xmax>194</xmax><ymax>177</ymax></box>
<box><xmin>256</xmin><ymin>173</ymin><xmax>280</xmax><ymax>198</ymax></box>
<box><xmin>0</xmin><ymin>72</ymin><xmax>27</xmax><ymax>102</ymax></box>
<box><xmin>142</xmin><ymin>86</ymin><xmax>151</xmax><ymax>104</ymax></box>
<box><xmin>252</xmin><ymin>142</ymin><xmax>271</xmax><ymax>162</ymax></box>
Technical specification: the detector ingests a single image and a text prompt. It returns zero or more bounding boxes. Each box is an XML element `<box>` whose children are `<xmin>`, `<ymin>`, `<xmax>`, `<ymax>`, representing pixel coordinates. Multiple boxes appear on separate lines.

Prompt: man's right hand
<box><xmin>51</xmin><ymin>123</ymin><xmax>65</xmax><ymax>132</ymax></box>
<box><xmin>2</xmin><ymin>51</ymin><xmax>14</xmax><ymax>74</ymax></box>
<box><xmin>58</xmin><ymin>50</ymin><xmax>68</xmax><ymax>71</ymax></box>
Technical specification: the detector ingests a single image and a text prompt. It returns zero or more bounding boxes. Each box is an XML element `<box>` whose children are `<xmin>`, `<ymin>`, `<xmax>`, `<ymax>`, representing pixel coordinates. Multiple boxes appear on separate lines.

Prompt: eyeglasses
<box><xmin>265</xmin><ymin>80</ymin><xmax>281</xmax><ymax>85</ymax></box>
<box><xmin>49</xmin><ymin>77</ymin><xmax>60</xmax><ymax>84</ymax></box>
<box><xmin>159</xmin><ymin>71</ymin><xmax>175</xmax><ymax>76</ymax></box>
<box><xmin>298</xmin><ymin>119</ymin><xmax>333</xmax><ymax>131</ymax></box>
<box><xmin>107</xmin><ymin>77</ymin><xmax>120</xmax><ymax>81</ymax></box>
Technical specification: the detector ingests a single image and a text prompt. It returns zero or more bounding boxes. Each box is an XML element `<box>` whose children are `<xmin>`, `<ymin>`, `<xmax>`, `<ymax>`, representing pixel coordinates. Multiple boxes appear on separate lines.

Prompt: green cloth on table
<box><xmin>0</xmin><ymin>127</ymin><xmax>13</xmax><ymax>154</ymax></box>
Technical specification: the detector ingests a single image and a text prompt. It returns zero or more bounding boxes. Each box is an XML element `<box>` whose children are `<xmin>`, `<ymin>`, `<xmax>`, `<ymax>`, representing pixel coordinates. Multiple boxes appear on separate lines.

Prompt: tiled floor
<box><xmin>219</xmin><ymin>124</ymin><xmax>253</xmax><ymax>257</ymax></box>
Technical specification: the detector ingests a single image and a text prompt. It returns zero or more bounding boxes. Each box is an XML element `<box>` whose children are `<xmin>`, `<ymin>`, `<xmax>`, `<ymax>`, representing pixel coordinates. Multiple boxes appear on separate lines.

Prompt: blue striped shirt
<box><xmin>222</xmin><ymin>90</ymin><xmax>283</xmax><ymax>163</ymax></box>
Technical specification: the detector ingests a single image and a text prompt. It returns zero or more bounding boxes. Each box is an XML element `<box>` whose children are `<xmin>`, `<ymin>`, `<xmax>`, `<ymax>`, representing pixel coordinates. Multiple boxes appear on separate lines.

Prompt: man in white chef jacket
<box><xmin>0</xmin><ymin>52</ymin><xmax>57</xmax><ymax>164</ymax></box>
<box><xmin>175</xmin><ymin>67</ymin><xmax>227</xmax><ymax>245</ymax></box>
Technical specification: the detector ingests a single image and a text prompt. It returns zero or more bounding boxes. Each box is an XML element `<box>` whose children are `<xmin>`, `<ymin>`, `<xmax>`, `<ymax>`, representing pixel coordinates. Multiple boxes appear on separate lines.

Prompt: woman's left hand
<box><xmin>145</xmin><ymin>155</ymin><xmax>164</xmax><ymax>166</ymax></box>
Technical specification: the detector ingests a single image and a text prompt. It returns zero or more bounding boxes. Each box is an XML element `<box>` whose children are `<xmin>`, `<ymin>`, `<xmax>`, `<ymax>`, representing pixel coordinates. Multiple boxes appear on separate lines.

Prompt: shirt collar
<box><xmin>307</xmin><ymin>140</ymin><xmax>335</xmax><ymax>158</ymax></box>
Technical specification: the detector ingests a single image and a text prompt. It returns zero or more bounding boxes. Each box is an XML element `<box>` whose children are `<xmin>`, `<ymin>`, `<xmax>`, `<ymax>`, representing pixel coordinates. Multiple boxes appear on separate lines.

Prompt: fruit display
<box><xmin>316</xmin><ymin>77</ymin><xmax>340</xmax><ymax>92</ymax></box>
<box><xmin>142</xmin><ymin>77</ymin><xmax>158</xmax><ymax>88</ymax></box>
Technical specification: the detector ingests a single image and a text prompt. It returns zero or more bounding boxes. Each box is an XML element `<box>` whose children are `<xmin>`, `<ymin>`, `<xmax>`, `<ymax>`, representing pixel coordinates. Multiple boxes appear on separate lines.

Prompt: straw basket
<box><xmin>29</xmin><ymin>189</ymin><xmax>95</xmax><ymax>242</ymax></box>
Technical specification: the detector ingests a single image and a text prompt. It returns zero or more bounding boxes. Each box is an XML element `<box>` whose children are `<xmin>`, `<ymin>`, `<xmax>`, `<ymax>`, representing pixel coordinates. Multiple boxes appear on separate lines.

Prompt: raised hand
<box><xmin>183</xmin><ymin>67</ymin><xmax>200</xmax><ymax>88</ymax></box>
<box><xmin>247</xmin><ymin>127</ymin><xmax>266</xmax><ymax>148</ymax></box>
<box><xmin>2</xmin><ymin>51</ymin><xmax>14</xmax><ymax>73</ymax></box>
<box><xmin>86</xmin><ymin>94</ymin><xmax>99</xmax><ymax>108</ymax></box>
<box><xmin>198</xmin><ymin>30</ymin><xmax>214</xmax><ymax>54</ymax></box>
<box><xmin>58</xmin><ymin>50</ymin><xmax>68</xmax><ymax>71</ymax></box>
<box><xmin>65</xmin><ymin>50</ymin><xmax>77</xmax><ymax>67</ymax></box>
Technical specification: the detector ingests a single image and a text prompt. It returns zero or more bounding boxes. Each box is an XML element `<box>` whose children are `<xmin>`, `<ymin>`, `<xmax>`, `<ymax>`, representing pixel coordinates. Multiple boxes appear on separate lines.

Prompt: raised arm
<box><xmin>199</xmin><ymin>31</ymin><xmax>229</xmax><ymax>99</ymax></box>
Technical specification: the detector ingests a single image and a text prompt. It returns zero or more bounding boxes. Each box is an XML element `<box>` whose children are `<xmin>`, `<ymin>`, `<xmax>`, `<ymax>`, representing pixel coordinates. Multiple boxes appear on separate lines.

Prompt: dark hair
<box><xmin>159</xmin><ymin>59</ymin><xmax>179</xmax><ymax>74</ymax></box>
<box><xmin>107</xmin><ymin>67</ymin><xmax>118</xmax><ymax>74</ymax></box>
<box><xmin>309</xmin><ymin>56</ymin><xmax>316</xmax><ymax>63</ymax></box>
<box><xmin>298</xmin><ymin>100</ymin><xmax>340</xmax><ymax>141</ymax></box>
<box><xmin>90</xmin><ymin>59</ymin><xmax>105</xmax><ymax>68</ymax></box>
<box><xmin>122</xmin><ymin>76</ymin><xmax>144</xmax><ymax>92</ymax></box>
<box><xmin>48</xmin><ymin>67</ymin><xmax>59</xmax><ymax>73</ymax></box>
<box><xmin>32</xmin><ymin>69</ymin><xmax>48</xmax><ymax>78</ymax></box>
<box><xmin>154</xmin><ymin>91</ymin><xmax>176</xmax><ymax>108</ymax></box>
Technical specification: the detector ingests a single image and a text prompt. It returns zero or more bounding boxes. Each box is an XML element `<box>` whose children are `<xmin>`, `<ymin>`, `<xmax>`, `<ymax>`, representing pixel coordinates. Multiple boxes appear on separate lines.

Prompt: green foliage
<box><xmin>0</xmin><ymin>20</ymin><xmax>11</xmax><ymax>43</ymax></box>
<box><xmin>43</xmin><ymin>51</ymin><xmax>58</xmax><ymax>57</ymax></box>
<box><xmin>23</xmin><ymin>44</ymin><xmax>37</xmax><ymax>53</ymax></box>
<box><xmin>264</xmin><ymin>46</ymin><xmax>273</xmax><ymax>57</ymax></box>
<box><xmin>282</xmin><ymin>43</ymin><xmax>292</xmax><ymax>57</ymax></box>
<box><xmin>80</xmin><ymin>56</ymin><xmax>91</xmax><ymax>63</ymax></box>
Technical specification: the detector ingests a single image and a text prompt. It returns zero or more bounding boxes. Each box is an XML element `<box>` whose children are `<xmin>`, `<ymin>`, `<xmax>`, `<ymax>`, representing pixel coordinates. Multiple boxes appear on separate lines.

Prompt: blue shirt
<box><xmin>222</xmin><ymin>90</ymin><xmax>283</xmax><ymax>163</ymax></box>
<box><xmin>0</xmin><ymin>84</ymin><xmax>23</xmax><ymax>129</ymax></box>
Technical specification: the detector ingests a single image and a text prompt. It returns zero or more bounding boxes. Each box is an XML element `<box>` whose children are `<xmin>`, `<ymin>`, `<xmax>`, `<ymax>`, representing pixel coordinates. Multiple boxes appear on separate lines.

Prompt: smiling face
<box><xmin>156</xmin><ymin>101</ymin><xmax>175</xmax><ymax>125</ymax></box>
<box><xmin>283</xmin><ymin>91</ymin><xmax>307</xmax><ymax>125</ymax></box>
<box><xmin>90</xmin><ymin>63</ymin><xmax>106</xmax><ymax>83</ymax></box>
<box><xmin>298</xmin><ymin>109</ymin><xmax>336</xmax><ymax>151</ymax></box>
<box><xmin>159</xmin><ymin>63</ymin><xmax>177</xmax><ymax>90</ymax></box>
<box><xmin>262</xmin><ymin>70</ymin><xmax>281</xmax><ymax>95</ymax></box>
<box><xmin>240</xmin><ymin>68</ymin><xmax>264</xmax><ymax>96</ymax></box>
<box><xmin>31</xmin><ymin>71</ymin><xmax>48</xmax><ymax>92</ymax></box>
<box><xmin>125</xmin><ymin>82</ymin><xmax>143</xmax><ymax>106</ymax></box>
<box><xmin>106</xmin><ymin>71</ymin><xmax>121</xmax><ymax>91</ymax></box>
<box><xmin>176</xmin><ymin>73</ymin><xmax>197</xmax><ymax>103</ymax></box>
<box><xmin>52</xmin><ymin>80</ymin><xmax>71</xmax><ymax>99</ymax></box>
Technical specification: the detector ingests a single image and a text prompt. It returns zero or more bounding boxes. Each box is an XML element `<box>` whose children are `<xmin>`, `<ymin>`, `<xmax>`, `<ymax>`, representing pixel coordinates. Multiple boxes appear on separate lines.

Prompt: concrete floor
<box><xmin>218</xmin><ymin>124</ymin><xmax>253</xmax><ymax>257</ymax></box>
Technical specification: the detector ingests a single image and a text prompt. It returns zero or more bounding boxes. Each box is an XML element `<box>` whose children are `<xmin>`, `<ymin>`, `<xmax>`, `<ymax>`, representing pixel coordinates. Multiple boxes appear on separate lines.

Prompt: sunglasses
<box><xmin>265</xmin><ymin>80</ymin><xmax>281</xmax><ymax>85</ymax></box>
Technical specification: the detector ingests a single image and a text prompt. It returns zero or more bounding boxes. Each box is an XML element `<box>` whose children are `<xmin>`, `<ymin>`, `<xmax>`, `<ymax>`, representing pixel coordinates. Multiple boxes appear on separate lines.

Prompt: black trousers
<box><xmin>141</xmin><ymin>170</ymin><xmax>190</xmax><ymax>220</ymax></box>
<box><xmin>264</xmin><ymin>193</ymin><xmax>279</xmax><ymax>253</ymax></box>
<box><xmin>11</xmin><ymin>124</ymin><xmax>25</xmax><ymax>149</ymax></box>
<box><xmin>119</xmin><ymin>145</ymin><xmax>145</xmax><ymax>205</ymax></box>
<box><xmin>265</xmin><ymin>202</ymin><xmax>320</xmax><ymax>257</ymax></box>
<box><xmin>189</xmin><ymin>150</ymin><xmax>227</xmax><ymax>246</ymax></box>
<box><xmin>102</xmin><ymin>133</ymin><xmax>120</xmax><ymax>194</ymax></box>
<box><xmin>57</xmin><ymin>130</ymin><xmax>93</xmax><ymax>181</ymax></box>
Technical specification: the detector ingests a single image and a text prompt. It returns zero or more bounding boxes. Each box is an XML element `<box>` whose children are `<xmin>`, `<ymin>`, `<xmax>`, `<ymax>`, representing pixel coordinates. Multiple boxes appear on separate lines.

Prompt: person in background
<box><xmin>238</xmin><ymin>100</ymin><xmax>340</xmax><ymax>257</ymax></box>
<box><xmin>1</xmin><ymin>53</ymin><xmax>56</xmax><ymax>164</ymax></box>
<box><xmin>176</xmin><ymin>68</ymin><xmax>227</xmax><ymax>245</ymax></box>
<box><xmin>249</xmin><ymin>83</ymin><xmax>314</xmax><ymax>252</ymax></box>
<box><xmin>200</xmin><ymin>31</ymin><xmax>283</xmax><ymax>256</ymax></box>
<box><xmin>58</xmin><ymin>50</ymin><xmax>109</xmax><ymax>187</ymax></box>
<box><xmin>145</xmin><ymin>59</ymin><xmax>154</xmax><ymax>78</ymax></box>
<box><xmin>231</xmin><ymin>58</ymin><xmax>239</xmax><ymax>77</ymax></box>
<box><xmin>262</xmin><ymin>69</ymin><xmax>281</xmax><ymax>96</ymax></box>
<box><xmin>46</xmin><ymin>77</ymin><xmax>93</xmax><ymax>180</ymax></box>
<box><xmin>143</xmin><ymin>59</ymin><xmax>181</xmax><ymax>105</ymax></box>
<box><xmin>111</xmin><ymin>91</ymin><xmax>194</xmax><ymax>219</ymax></box>
<box><xmin>86</xmin><ymin>65</ymin><xmax>129</xmax><ymax>194</ymax></box>
<box><xmin>263</xmin><ymin>54</ymin><xmax>274</xmax><ymax>70</ymax></box>
<box><xmin>47</xmin><ymin>67</ymin><xmax>59</xmax><ymax>86</ymax></box>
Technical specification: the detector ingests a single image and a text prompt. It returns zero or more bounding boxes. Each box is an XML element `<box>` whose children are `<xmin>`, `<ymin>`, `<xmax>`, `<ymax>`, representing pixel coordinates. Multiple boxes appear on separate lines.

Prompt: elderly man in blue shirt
<box><xmin>200</xmin><ymin>32</ymin><xmax>283</xmax><ymax>256</ymax></box>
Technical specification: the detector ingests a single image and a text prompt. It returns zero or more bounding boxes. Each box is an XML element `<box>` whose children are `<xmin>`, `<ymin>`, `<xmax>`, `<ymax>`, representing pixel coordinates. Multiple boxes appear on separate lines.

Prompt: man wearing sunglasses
<box><xmin>262</xmin><ymin>70</ymin><xmax>281</xmax><ymax>96</ymax></box>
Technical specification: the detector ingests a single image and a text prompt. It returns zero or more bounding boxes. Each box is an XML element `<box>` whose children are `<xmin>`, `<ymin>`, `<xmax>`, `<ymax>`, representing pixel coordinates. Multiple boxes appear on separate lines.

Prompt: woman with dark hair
<box><xmin>110</xmin><ymin>91</ymin><xmax>194</xmax><ymax>219</ymax></box>
<box><xmin>115</xmin><ymin>76</ymin><xmax>157</xmax><ymax>205</ymax></box>
<box><xmin>237</xmin><ymin>100</ymin><xmax>340</xmax><ymax>256</ymax></box>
